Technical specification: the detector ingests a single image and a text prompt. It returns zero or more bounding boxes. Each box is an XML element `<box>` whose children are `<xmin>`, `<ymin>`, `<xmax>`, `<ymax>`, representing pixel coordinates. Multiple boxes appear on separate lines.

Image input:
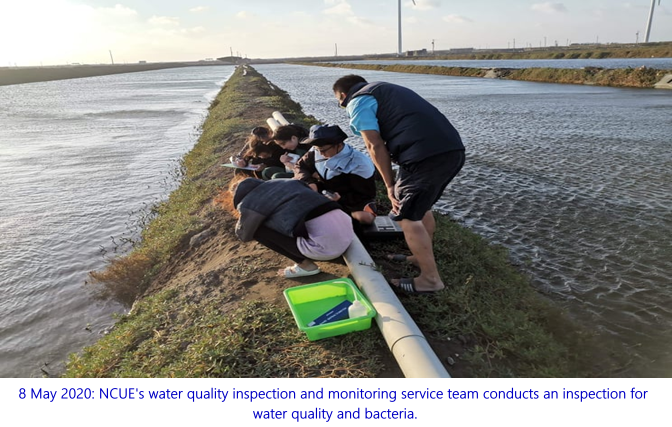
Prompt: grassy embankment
<box><xmin>296</xmin><ymin>62</ymin><xmax>671</xmax><ymax>89</ymax></box>
<box><xmin>0</xmin><ymin>63</ymin><xmax>228</xmax><ymax>86</ymax></box>
<box><xmin>65</xmin><ymin>65</ymin><xmax>618</xmax><ymax>378</ymax></box>
<box><xmin>422</xmin><ymin>42</ymin><xmax>672</xmax><ymax>61</ymax></box>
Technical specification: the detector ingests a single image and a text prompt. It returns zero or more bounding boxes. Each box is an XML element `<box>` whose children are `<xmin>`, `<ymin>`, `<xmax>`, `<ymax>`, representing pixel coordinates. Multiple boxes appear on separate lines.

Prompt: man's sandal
<box><xmin>391</xmin><ymin>278</ymin><xmax>439</xmax><ymax>294</ymax></box>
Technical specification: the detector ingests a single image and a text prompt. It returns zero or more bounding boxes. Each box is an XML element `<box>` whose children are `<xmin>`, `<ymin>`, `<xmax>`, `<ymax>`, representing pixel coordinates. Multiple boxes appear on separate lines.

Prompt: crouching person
<box><xmin>232</xmin><ymin>177</ymin><xmax>354</xmax><ymax>278</ymax></box>
<box><xmin>295</xmin><ymin>124</ymin><xmax>377</xmax><ymax>225</ymax></box>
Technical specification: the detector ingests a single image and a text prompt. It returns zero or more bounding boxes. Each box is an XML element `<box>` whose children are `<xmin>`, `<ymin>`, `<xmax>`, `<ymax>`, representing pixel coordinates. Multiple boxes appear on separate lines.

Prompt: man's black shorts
<box><xmin>392</xmin><ymin>150</ymin><xmax>465</xmax><ymax>222</ymax></box>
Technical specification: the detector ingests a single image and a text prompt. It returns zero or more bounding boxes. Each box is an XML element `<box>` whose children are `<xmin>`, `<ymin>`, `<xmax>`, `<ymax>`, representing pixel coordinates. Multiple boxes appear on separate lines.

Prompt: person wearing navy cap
<box><xmin>295</xmin><ymin>124</ymin><xmax>377</xmax><ymax>225</ymax></box>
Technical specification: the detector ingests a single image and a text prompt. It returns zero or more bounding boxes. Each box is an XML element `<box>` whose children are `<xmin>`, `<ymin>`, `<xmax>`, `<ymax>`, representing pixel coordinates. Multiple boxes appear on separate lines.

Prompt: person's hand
<box><xmin>233</xmin><ymin>158</ymin><xmax>246</xmax><ymax>167</ymax></box>
<box><xmin>387</xmin><ymin>186</ymin><xmax>400</xmax><ymax>214</ymax></box>
<box><xmin>280</xmin><ymin>154</ymin><xmax>291</xmax><ymax>163</ymax></box>
<box><xmin>256</xmin><ymin>163</ymin><xmax>267</xmax><ymax>171</ymax></box>
<box><xmin>308</xmin><ymin>183</ymin><xmax>318</xmax><ymax>192</ymax></box>
<box><xmin>323</xmin><ymin>191</ymin><xmax>341</xmax><ymax>202</ymax></box>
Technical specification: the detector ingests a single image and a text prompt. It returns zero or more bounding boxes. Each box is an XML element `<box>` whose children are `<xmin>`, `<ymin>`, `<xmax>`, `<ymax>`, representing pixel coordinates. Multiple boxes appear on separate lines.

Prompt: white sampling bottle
<box><xmin>348</xmin><ymin>300</ymin><xmax>367</xmax><ymax>319</ymax></box>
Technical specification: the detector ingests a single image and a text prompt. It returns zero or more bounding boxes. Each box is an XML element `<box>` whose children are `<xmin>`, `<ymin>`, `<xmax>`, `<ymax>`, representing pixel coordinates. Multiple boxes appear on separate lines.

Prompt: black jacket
<box><xmin>294</xmin><ymin>150</ymin><xmax>376</xmax><ymax>213</ymax></box>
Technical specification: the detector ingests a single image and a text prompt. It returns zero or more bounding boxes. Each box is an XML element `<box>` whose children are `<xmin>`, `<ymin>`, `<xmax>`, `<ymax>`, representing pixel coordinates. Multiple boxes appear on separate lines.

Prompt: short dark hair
<box><xmin>272</xmin><ymin>124</ymin><xmax>309</xmax><ymax>142</ymax></box>
<box><xmin>251</xmin><ymin>126</ymin><xmax>270</xmax><ymax>138</ymax></box>
<box><xmin>333</xmin><ymin>75</ymin><xmax>367</xmax><ymax>94</ymax></box>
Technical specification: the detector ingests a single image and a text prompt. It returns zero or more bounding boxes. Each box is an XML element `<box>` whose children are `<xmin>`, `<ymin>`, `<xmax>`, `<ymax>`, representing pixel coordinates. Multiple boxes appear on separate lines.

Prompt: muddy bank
<box><xmin>65</xmin><ymin>65</ymin><xmax>627</xmax><ymax>378</ymax></box>
<box><xmin>296</xmin><ymin>62</ymin><xmax>672</xmax><ymax>89</ymax></box>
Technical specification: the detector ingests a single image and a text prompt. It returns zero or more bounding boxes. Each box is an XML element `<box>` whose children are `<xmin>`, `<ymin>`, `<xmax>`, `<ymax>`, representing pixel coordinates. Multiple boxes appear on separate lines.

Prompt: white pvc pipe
<box><xmin>343</xmin><ymin>236</ymin><xmax>450</xmax><ymax>378</ymax></box>
<box><xmin>272</xmin><ymin>111</ymin><xmax>290</xmax><ymax>126</ymax></box>
<box><xmin>266</xmin><ymin>117</ymin><xmax>281</xmax><ymax>131</ymax></box>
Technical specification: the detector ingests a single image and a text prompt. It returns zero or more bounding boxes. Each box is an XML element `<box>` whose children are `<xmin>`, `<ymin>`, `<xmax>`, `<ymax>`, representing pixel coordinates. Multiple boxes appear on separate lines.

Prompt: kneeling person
<box><xmin>295</xmin><ymin>124</ymin><xmax>377</xmax><ymax>225</ymax></box>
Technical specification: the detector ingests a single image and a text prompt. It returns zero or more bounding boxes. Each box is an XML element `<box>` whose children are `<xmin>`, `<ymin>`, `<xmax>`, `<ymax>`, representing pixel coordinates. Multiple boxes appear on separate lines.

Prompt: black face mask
<box><xmin>337</xmin><ymin>93</ymin><xmax>347</xmax><ymax>108</ymax></box>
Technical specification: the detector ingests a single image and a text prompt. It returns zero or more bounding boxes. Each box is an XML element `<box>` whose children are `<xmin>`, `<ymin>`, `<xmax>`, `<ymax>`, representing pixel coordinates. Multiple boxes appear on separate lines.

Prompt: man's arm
<box><xmin>360</xmin><ymin>129</ymin><xmax>400</xmax><ymax>213</ymax></box>
<box><xmin>293</xmin><ymin>151</ymin><xmax>319</xmax><ymax>191</ymax></box>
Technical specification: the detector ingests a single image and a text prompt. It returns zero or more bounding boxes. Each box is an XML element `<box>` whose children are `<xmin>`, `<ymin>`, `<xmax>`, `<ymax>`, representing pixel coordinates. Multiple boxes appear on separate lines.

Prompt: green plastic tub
<box><xmin>283</xmin><ymin>278</ymin><xmax>376</xmax><ymax>341</ymax></box>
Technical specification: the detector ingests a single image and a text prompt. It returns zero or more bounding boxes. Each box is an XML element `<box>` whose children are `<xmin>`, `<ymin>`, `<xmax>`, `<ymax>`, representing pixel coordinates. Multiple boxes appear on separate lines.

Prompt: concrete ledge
<box><xmin>654</xmin><ymin>74</ymin><xmax>672</xmax><ymax>89</ymax></box>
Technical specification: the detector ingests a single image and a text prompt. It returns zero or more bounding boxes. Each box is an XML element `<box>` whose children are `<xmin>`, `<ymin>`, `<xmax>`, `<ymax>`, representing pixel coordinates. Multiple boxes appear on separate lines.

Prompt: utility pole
<box><xmin>636</xmin><ymin>31</ymin><xmax>640</xmax><ymax>44</ymax></box>
<box><xmin>230</xmin><ymin>47</ymin><xmax>233</xmax><ymax>57</ymax></box>
<box><xmin>544</xmin><ymin>36</ymin><xmax>547</xmax><ymax>48</ymax></box>
<box><xmin>431</xmin><ymin>39</ymin><xmax>435</xmax><ymax>55</ymax></box>
<box><xmin>335</xmin><ymin>43</ymin><xmax>338</xmax><ymax>57</ymax></box>
<box><xmin>109</xmin><ymin>50</ymin><xmax>114</xmax><ymax>65</ymax></box>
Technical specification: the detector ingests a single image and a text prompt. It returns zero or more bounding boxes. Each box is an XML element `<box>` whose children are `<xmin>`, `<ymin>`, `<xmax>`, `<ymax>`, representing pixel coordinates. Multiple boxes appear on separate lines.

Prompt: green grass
<box><xmin>66</xmin><ymin>290</ymin><xmax>387</xmax><ymax>378</ymax></box>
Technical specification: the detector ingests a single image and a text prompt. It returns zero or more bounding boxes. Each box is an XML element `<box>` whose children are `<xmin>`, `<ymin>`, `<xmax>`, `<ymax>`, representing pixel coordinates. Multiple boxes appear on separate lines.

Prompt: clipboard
<box><xmin>221</xmin><ymin>163</ymin><xmax>260</xmax><ymax>171</ymax></box>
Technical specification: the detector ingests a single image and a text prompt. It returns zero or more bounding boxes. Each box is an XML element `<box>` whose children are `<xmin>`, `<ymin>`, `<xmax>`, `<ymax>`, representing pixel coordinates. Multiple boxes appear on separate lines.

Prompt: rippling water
<box><xmin>337</xmin><ymin>57</ymin><xmax>672</xmax><ymax>69</ymax></box>
<box><xmin>0</xmin><ymin>65</ymin><xmax>233</xmax><ymax>377</ymax></box>
<box><xmin>257</xmin><ymin>64</ymin><xmax>672</xmax><ymax>376</ymax></box>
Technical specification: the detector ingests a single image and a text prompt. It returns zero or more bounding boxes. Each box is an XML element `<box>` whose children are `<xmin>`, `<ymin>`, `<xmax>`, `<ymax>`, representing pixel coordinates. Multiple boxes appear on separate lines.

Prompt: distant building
<box><xmin>139</xmin><ymin>60</ymin><xmax>147</xmax><ymax>64</ymax></box>
<box><xmin>405</xmin><ymin>48</ymin><xmax>428</xmax><ymax>57</ymax></box>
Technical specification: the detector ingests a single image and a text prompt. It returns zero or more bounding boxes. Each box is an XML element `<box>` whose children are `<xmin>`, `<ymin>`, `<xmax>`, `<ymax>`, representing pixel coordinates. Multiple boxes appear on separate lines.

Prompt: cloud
<box><xmin>406</xmin><ymin>16</ymin><xmax>419</xmax><ymax>24</ymax></box>
<box><xmin>148</xmin><ymin>16</ymin><xmax>180</xmax><ymax>26</ymax></box>
<box><xmin>442</xmin><ymin>14</ymin><xmax>472</xmax><ymax>24</ymax></box>
<box><xmin>290</xmin><ymin>11</ymin><xmax>311</xmax><ymax>19</ymax></box>
<box><xmin>100</xmin><ymin>4</ymin><xmax>137</xmax><ymax>17</ymax></box>
<box><xmin>324</xmin><ymin>0</ymin><xmax>353</xmax><ymax>16</ymax></box>
<box><xmin>410</xmin><ymin>0</ymin><xmax>440</xmax><ymax>11</ymax></box>
<box><xmin>347</xmin><ymin>16</ymin><xmax>376</xmax><ymax>27</ymax></box>
<box><xmin>531</xmin><ymin>2</ymin><xmax>568</xmax><ymax>14</ymax></box>
<box><xmin>189</xmin><ymin>6</ymin><xmax>208</xmax><ymax>13</ymax></box>
<box><xmin>236</xmin><ymin>11</ymin><xmax>254</xmax><ymax>19</ymax></box>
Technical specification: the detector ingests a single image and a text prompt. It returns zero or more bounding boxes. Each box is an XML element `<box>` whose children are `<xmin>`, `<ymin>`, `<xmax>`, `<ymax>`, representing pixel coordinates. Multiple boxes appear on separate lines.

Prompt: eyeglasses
<box><xmin>315</xmin><ymin>145</ymin><xmax>336</xmax><ymax>154</ymax></box>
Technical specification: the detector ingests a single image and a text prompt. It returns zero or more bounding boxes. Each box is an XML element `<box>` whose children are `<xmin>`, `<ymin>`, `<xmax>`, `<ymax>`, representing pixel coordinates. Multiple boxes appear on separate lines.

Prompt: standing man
<box><xmin>333</xmin><ymin>74</ymin><xmax>465</xmax><ymax>293</ymax></box>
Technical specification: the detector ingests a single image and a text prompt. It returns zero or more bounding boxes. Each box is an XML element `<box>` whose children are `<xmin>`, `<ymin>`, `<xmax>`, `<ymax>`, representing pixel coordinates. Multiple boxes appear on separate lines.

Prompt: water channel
<box><xmin>0</xmin><ymin>66</ymin><xmax>233</xmax><ymax>377</ymax></box>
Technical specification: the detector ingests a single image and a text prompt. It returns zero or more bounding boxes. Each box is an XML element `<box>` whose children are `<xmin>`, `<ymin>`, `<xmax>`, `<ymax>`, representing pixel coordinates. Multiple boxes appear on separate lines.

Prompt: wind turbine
<box><xmin>644</xmin><ymin>0</ymin><xmax>661</xmax><ymax>43</ymax></box>
<box><xmin>398</xmin><ymin>0</ymin><xmax>416</xmax><ymax>56</ymax></box>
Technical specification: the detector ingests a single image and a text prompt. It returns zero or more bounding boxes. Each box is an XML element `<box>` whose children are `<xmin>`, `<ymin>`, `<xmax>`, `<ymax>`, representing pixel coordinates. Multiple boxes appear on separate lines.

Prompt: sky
<box><xmin>1</xmin><ymin>0</ymin><xmax>671</xmax><ymax>66</ymax></box>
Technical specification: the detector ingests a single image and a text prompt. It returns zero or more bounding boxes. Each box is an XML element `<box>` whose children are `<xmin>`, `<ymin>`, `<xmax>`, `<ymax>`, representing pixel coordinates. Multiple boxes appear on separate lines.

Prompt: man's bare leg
<box><xmin>392</xmin><ymin>218</ymin><xmax>444</xmax><ymax>292</ymax></box>
<box><xmin>422</xmin><ymin>210</ymin><xmax>436</xmax><ymax>238</ymax></box>
<box><xmin>392</xmin><ymin>211</ymin><xmax>436</xmax><ymax>266</ymax></box>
